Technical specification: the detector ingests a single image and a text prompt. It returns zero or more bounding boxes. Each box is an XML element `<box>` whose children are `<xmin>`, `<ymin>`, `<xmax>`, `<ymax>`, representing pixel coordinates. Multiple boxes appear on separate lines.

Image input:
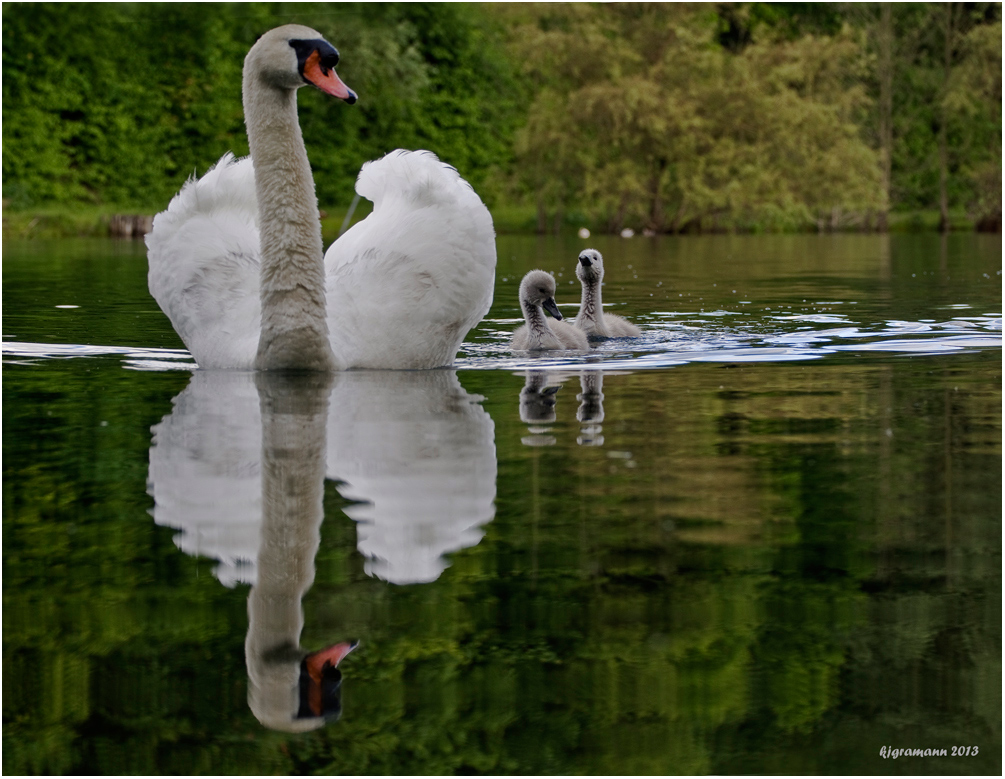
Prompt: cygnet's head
<box><xmin>246</xmin><ymin>25</ymin><xmax>357</xmax><ymax>102</ymax></box>
<box><xmin>519</xmin><ymin>270</ymin><xmax>563</xmax><ymax>320</ymax></box>
<box><xmin>576</xmin><ymin>248</ymin><xmax>605</xmax><ymax>283</ymax></box>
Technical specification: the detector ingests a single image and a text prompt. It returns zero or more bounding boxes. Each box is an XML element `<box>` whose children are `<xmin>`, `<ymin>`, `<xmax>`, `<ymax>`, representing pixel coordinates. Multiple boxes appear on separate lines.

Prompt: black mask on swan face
<box><xmin>290</xmin><ymin>38</ymin><xmax>357</xmax><ymax>103</ymax></box>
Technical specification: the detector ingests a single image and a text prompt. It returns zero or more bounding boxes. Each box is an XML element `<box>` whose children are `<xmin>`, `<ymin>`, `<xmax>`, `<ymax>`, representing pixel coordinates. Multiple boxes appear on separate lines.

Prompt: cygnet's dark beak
<box><xmin>543</xmin><ymin>298</ymin><xmax>563</xmax><ymax>320</ymax></box>
<box><xmin>579</xmin><ymin>255</ymin><xmax>592</xmax><ymax>267</ymax></box>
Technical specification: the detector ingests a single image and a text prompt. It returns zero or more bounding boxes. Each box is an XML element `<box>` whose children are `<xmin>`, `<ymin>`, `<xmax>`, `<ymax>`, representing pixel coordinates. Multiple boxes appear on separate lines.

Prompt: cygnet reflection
<box><xmin>516</xmin><ymin>370</ymin><xmax>609</xmax><ymax>447</ymax></box>
<box><xmin>576</xmin><ymin>371</ymin><xmax>605</xmax><ymax>446</ymax></box>
<box><xmin>146</xmin><ymin>369</ymin><xmax>497</xmax><ymax>730</ymax></box>
<box><xmin>519</xmin><ymin>370</ymin><xmax>561</xmax><ymax>446</ymax></box>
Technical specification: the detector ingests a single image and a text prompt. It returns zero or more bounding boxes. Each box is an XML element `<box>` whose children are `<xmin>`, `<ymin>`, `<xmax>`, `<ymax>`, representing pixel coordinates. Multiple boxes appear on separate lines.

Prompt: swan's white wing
<box><xmin>146</xmin><ymin>154</ymin><xmax>262</xmax><ymax>369</ymax></box>
<box><xmin>324</xmin><ymin>149</ymin><xmax>496</xmax><ymax>369</ymax></box>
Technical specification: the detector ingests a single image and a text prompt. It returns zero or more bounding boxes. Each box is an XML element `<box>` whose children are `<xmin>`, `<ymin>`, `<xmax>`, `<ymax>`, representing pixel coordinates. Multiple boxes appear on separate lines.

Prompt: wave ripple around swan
<box><xmin>4</xmin><ymin>308</ymin><xmax>999</xmax><ymax>372</ymax></box>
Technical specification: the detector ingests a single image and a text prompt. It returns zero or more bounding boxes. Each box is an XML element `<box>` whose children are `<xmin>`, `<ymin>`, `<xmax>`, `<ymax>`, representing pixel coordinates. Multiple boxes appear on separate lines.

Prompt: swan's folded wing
<box><xmin>323</xmin><ymin>150</ymin><xmax>496</xmax><ymax>369</ymax></box>
<box><xmin>146</xmin><ymin>154</ymin><xmax>263</xmax><ymax>369</ymax></box>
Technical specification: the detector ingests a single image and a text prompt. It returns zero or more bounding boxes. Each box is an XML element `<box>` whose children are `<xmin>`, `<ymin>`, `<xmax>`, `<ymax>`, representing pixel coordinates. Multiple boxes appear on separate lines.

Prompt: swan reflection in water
<box><xmin>518</xmin><ymin>370</ymin><xmax>607</xmax><ymax>447</ymax></box>
<box><xmin>147</xmin><ymin>370</ymin><xmax>497</xmax><ymax>731</ymax></box>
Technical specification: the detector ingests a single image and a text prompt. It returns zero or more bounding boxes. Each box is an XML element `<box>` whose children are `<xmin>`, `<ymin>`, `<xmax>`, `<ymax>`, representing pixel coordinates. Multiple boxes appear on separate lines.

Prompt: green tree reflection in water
<box><xmin>3</xmin><ymin>235</ymin><xmax>1001</xmax><ymax>775</ymax></box>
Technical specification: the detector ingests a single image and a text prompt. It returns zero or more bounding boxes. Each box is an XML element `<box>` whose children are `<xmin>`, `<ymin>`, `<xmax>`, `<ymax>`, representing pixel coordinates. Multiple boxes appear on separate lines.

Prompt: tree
<box><xmin>943</xmin><ymin>16</ymin><xmax>1002</xmax><ymax>230</ymax></box>
<box><xmin>876</xmin><ymin>3</ymin><xmax>894</xmax><ymax>230</ymax></box>
<box><xmin>502</xmin><ymin>4</ymin><xmax>882</xmax><ymax>233</ymax></box>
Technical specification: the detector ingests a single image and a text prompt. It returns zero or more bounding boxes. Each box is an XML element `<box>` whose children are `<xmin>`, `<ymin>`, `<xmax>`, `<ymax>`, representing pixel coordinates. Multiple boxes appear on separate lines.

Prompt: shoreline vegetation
<box><xmin>3</xmin><ymin>3</ymin><xmax>1001</xmax><ymax>240</ymax></box>
<box><xmin>0</xmin><ymin>203</ymin><xmax>985</xmax><ymax>242</ymax></box>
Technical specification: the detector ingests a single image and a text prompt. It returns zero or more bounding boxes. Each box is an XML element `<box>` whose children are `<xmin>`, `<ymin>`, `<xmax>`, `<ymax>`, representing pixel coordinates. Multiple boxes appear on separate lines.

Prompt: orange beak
<box><xmin>303</xmin><ymin>50</ymin><xmax>357</xmax><ymax>103</ymax></box>
<box><xmin>302</xmin><ymin>640</ymin><xmax>358</xmax><ymax>718</ymax></box>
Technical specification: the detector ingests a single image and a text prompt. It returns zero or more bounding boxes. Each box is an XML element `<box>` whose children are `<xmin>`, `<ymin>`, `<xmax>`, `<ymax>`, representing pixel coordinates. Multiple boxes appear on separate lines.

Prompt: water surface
<box><xmin>3</xmin><ymin>233</ymin><xmax>1001</xmax><ymax>774</ymax></box>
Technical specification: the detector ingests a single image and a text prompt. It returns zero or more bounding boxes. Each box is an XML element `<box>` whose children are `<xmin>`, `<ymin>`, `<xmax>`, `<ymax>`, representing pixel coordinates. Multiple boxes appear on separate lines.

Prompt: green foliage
<box><xmin>2</xmin><ymin>4</ymin><xmax>270</xmax><ymax>208</ymax></box>
<box><xmin>1</xmin><ymin>2</ymin><xmax>522</xmax><ymax>210</ymax></box>
<box><xmin>945</xmin><ymin>19</ymin><xmax>1003</xmax><ymax>228</ymax></box>
<box><xmin>1</xmin><ymin>3</ymin><xmax>1001</xmax><ymax>232</ymax></box>
<box><xmin>505</xmin><ymin>5</ymin><xmax>884</xmax><ymax>233</ymax></box>
<box><xmin>855</xmin><ymin>3</ymin><xmax>1002</xmax><ymax>225</ymax></box>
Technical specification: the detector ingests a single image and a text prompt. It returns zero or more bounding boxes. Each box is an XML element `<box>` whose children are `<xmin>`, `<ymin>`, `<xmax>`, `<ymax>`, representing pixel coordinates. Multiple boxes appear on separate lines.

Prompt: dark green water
<box><xmin>3</xmin><ymin>233</ymin><xmax>1001</xmax><ymax>775</ymax></box>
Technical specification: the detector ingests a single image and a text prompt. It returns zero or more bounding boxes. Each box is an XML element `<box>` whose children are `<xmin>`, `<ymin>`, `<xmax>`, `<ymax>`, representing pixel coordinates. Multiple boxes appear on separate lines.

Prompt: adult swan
<box><xmin>146</xmin><ymin>25</ymin><xmax>496</xmax><ymax>370</ymax></box>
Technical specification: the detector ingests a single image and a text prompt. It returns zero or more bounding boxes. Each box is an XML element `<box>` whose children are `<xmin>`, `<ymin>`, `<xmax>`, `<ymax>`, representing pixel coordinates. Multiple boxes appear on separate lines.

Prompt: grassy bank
<box><xmin>2</xmin><ymin>203</ymin><xmax>983</xmax><ymax>241</ymax></box>
<box><xmin>2</xmin><ymin>206</ymin><xmax>127</xmax><ymax>240</ymax></box>
<box><xmin>3</xmin><ymin>203</ymin><xmax>376</xmax><ymax>243</ymax></box>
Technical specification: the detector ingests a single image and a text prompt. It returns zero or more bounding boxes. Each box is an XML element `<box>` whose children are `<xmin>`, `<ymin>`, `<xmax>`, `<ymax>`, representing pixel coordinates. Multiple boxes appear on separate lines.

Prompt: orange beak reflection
<box><xmin>298</xmin><ymin>640</ymin><xmax>358</xmax><ymax>720</ymax></box>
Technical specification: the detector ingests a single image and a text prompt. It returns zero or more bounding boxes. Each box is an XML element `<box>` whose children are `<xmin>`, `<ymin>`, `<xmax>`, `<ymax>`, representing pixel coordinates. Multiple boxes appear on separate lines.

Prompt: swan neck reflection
<box><xmin>247</xmin><ymin>372</ymin><xmax>344</xmax><ymax>732</ymax></box>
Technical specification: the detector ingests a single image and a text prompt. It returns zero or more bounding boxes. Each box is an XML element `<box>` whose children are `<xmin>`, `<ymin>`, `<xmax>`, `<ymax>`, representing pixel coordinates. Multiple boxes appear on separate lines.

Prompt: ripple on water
<box><xmin>0</xmin><ymin>341</ymin><xmax>196</xmax><ymax>371</ymax></box>
<box><xmin>462</xmin><ymin>309</ymin><xmax>1001</xmax><ymax>370</ymax></box>
<box><xmin>3</xmin><ymin>310</ymin><xmax>1001</xmax><ymax>373</ymax></box>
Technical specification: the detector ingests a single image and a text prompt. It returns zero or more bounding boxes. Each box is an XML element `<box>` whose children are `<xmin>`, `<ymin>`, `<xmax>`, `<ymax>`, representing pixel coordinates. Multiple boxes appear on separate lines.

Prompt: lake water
<box><xmin>3</xmin><ymin>232</ymin><xmax>1001</xmax><ymax>775</ymax></box>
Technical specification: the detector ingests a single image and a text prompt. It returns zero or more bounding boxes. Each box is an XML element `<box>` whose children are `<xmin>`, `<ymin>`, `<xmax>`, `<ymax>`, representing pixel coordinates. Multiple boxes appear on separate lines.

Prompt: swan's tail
<box><xmin>355</xmin><ymin>149</ymin><xmax>473</xmax><ymax>209</ymax></box>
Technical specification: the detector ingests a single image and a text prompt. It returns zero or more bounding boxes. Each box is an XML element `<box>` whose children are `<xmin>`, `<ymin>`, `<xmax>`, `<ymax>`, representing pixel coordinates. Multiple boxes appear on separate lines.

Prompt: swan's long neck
<box><xmin>244</xmin><ymin>71</ymin><xmax>336</xmax><ymax>371</ymax></box>
<box><xmin>523</xmin><ymin>301</ymin><xmax>556</xmax><ymax>349</ymax></box>
<box><xmin>577</xmin><ymin>272</ymin><xmax>605</xmax><ymax>334</ymax></box>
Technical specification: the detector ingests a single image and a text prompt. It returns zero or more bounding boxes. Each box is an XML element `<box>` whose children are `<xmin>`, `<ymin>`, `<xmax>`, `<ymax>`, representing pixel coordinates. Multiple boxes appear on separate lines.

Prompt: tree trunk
<box><xmin>648</xmin><ymin>159</ymin><xmax>667</xmax><ymax>232</ymax></box>
<box><xmin>938</xmin><ymin>3</ymin><xmax>955</xmax><ymax>233</ymax></box>
<box><xmin>668</xmin><ymin>198</ymin><xmax>688</xmax><ymax>234</ymax></box>
<box><xmin>608</xmin><ymin>193</ymin><xmax>629</xmax><ymax>234</ymax></box>
<box><xmin>877</xmin><ymin>3</ymin><xmax>893</xmax><ymax>232</ymax></box>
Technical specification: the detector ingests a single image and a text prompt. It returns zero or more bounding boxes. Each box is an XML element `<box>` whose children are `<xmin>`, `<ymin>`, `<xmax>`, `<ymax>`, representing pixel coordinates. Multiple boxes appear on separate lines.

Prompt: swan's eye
<box><xmin>320</xmin><ymin>47</ymin><xmax>339</xmax><ymax>69</ymax></box>
<box><xmin>290</xmin><ymin>38</ymin><xmax>339</xmax><ymax>73</ymax></box>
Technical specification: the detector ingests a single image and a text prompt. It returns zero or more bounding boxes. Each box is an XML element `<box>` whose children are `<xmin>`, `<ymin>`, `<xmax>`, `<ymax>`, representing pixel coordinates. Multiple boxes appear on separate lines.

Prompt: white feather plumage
<box><xmin>146</xmin><ymin>149</ymin><xmax>495</xmax><ymax>369</ymax></box>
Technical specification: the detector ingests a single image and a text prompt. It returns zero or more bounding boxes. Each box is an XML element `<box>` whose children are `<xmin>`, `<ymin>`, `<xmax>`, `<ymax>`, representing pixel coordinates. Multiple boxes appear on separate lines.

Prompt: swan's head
<box><xmin>246</xmin><ymin>24</ymin><xmax>357</xmax><ymax>103</ymax></box>
<box><xmin>247</xmin><ymin>639</ymin><xmax>359</xmax><ymax>733</ymax></box>
<box><xmin>519</xmin><ymin>270</ymin><xmax>563</xmax><ymax>320</ymax></box>
<box><xmin>576</xmin><ymin>248</ymin><xmax>605</xmax><ymax>283</ymax></box>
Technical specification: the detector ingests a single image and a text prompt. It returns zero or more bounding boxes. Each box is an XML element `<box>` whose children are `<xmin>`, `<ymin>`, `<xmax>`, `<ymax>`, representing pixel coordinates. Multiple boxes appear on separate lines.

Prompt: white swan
<box><xmin>509</xmin><ymin>270</ymin><xmax>590</xmax><ymax>351</ymax></box>
<box><xmin>573</xmin><ymin>249</ymin><xmax>641</xmax><ymax>338</ymax></box>
<box><xmin>146</xmin><ymin>24</ymin><xmax>496</xmax><ymax>370</ymax></box>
